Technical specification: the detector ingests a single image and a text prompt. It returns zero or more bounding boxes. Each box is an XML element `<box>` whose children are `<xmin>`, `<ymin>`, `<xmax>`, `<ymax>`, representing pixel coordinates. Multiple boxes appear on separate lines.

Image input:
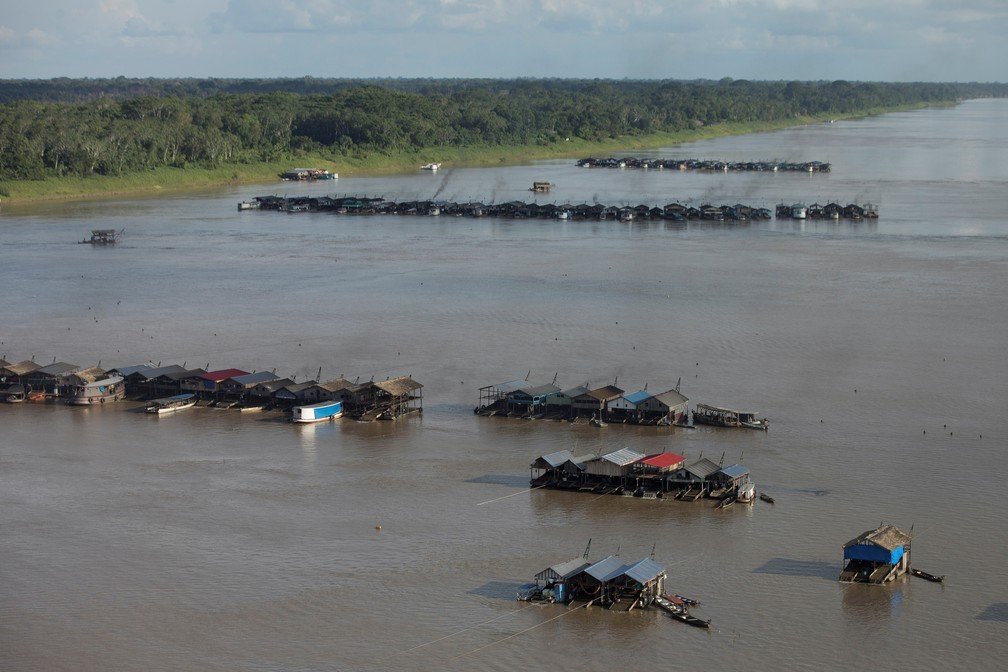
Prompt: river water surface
<box><xmin>2</xmin><ymin>99</ymin><xmax>1007</xmax><ymax>671</ymax></box>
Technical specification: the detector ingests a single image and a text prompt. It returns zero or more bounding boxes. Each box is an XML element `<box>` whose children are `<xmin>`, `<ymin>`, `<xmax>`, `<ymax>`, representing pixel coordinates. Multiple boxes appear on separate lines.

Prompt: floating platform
<box><xmin>577</xmin><ymin>156</ymin><xmax>831</xmax><ymax>173</ymax></box>
<box><xmin>240</xmin><ymin>194</ymin><xmax>879</xmax><ymax>222</ymax></box>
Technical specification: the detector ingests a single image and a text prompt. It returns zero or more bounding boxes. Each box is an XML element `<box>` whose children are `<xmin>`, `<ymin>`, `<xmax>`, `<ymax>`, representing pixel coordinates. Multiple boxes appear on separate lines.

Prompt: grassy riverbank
<box><xmin>0</xmin><ymin>103</ymin><xmax>939</xmax><ymax>204</ymax></box>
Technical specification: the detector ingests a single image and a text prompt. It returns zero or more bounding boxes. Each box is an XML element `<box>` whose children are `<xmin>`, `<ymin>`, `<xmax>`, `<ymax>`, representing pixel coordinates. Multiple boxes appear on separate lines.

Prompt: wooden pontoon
<box><xmin>80</xmin><ymin>229</ymin><xmax>123</xmax><ymax>245</ymax></box>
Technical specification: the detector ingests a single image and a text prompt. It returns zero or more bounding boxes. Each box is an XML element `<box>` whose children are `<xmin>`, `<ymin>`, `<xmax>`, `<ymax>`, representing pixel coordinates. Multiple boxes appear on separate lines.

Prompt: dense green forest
<box><xmin>1</xmin><ymin>79</ymin><xmax>1005</xmax><ymax>182</ymax></box>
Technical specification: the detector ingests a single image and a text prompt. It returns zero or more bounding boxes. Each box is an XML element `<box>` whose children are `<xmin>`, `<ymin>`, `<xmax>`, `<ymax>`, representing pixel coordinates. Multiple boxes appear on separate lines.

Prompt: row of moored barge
<box><xmin>476</xmin><ymin>378</ymin><xmax>767</xmax><ymax>430</ymax></box>
<box><xmin>0</xmin><ymin>358</ymin><xmax>422</xmax><ymax>421</ymax></box>
<box><xmin>776</xmin><ymin>202</ymin><xmax>878</xmax><ymax>220</ymax></box>
<box><xmin>240</xmin><ymin>195</ymin><xmax>877</xmax><ymax>222</ymax></box>
<box><xmin>577</xmin><ymin>157</ymin><xmax>832</xmax><ymax>172</ymax></box>
<box><xmin>530</xmin><ymin>448</ymin><xmax>756</xmax><ymax>505</ymax></box>
<box><xmin>519</xmin><ymin>547</ymin><xmax>710</xmax><ymax>627</ymax></box>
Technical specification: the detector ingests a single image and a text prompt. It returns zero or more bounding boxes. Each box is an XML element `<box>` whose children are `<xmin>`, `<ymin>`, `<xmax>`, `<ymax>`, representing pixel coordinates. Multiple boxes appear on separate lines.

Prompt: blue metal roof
<box><xmin>585</xmin><ymin>556</ymin><xmax>628</xmax><ymax>582</ymax></box>
<box><xmin>719</xmin><ymin>464</ymin><xmax>750</xmax><ymax>479</ymax></box>
<box><xmin>623</xmin><ymin>390</ymin><xmax>652</xmax><ymax>404</ymax></box>
<box><xmin>623</xmin><ymin>558</ymin><xmax>666</xmax><ymax>585</ymax></box>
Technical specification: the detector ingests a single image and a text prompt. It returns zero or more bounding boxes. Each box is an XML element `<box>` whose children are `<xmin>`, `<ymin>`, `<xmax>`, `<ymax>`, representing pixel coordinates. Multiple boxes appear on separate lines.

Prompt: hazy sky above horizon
<box><xmin>0</xmin><ymin>0</ymin><xmax>1005</xmax><ymax>81</ymax></box>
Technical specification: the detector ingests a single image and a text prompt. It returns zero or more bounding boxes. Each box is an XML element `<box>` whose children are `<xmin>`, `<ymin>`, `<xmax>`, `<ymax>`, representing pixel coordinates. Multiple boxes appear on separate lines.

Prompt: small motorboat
<box><xmin>673</xmin><ymin>594</ymin><xmax>701</xmax><ymax>607</ymax></box>
<box><xmin>3</xmin><ymin>384</ymin><xmax>26</xmax><ymax>403</ymax></box>
<box><xmin>654</xmin><ymin>595</ymin><xmax>711</xmax><ymax>629</ymax></box>
<box><xmin>590</xmin><ymin>415</ymin><xmax>607</xmax><ymax>428</ymax></box>
<box><xmin>759</xmin><ymin>492</ymin><xmax>775</xmax><ymax>504</ymax></box>
<box><xmin>420</xmin><ymin>162</ymin><xmax>441</xmax><ymax>171</ymax></box>
<box><xmin>145</xmin><ymin>393</ymin><xmax>197</xmax><ymax>415</ymax></box>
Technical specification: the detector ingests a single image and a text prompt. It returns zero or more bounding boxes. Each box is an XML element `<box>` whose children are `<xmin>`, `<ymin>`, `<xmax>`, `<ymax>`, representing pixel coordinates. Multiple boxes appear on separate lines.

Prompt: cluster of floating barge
<box><xmin>776</xmin><ymin>201</ymin><xmax>878</xmax><ymax>220</ymax></box>
<box><xmin>577</xmin><ymin>157</ymin><xmax>832</xmax><ymax>173</ymax></box>
<box><xmin>239</xmin><ymin>194</ymin><xmax>877</xmax><ymax>223</ymax></box>
<box><xmin>519</xmin><ymin>544</ymin><xmax>710</xmax><ymax>627</ymax></box>
<box><xmin>476</xmin><ymin>378</ymin><xmax>767</xmax><ymax>430</ymax></box>
<box><xmin>0</xmin><ymin>357</ymin><xmax>422</xmax><ymax>422</ymax></box>
<box><xmin>531</xmin><ymin>448</ymin><xmax>756</xmax><ymax>506</ymax></box>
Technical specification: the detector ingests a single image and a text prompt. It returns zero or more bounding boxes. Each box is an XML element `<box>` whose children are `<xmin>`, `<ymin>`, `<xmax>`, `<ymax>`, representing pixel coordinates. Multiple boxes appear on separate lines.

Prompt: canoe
<box><xmin>760</xmin><ymin>493</ymin><xmax>775</xmax><ymax>504</ymax></box>
<box><xmin>910</xmin><ymin>568</ymin><xmax>945</xmax><ymax>583</ymax></box>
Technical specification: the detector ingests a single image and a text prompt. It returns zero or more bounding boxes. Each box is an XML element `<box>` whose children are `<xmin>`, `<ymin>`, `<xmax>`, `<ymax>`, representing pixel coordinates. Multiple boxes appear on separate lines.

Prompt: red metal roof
<box><xmin>639</xmin><ymin>452</ymin><xmax>686</xmax><ymax>468</ymax></box>
<box><xmin>200</xmin><ymin>368</ymin><xmax>249</xmax><ymax>383</ymax></box>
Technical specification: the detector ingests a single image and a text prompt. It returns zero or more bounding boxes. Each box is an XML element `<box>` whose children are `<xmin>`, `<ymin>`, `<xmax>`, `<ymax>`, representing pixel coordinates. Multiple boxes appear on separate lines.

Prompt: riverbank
<box><xmin>0</xmin><ymin>103</ymin><xmax>945</xmax><ymax>205</ymax></box>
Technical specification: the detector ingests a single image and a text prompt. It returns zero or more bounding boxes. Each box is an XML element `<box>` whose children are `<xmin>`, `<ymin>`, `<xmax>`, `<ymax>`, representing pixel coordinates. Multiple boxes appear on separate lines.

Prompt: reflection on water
<box><xmin>841</xmin><ymin>579</ymin><xmax>906</xmax><ymax>621</ymax></box>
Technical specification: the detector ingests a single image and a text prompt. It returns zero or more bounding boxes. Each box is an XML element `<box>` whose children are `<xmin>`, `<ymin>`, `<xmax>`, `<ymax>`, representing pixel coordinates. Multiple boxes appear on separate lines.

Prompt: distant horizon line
<box><xmin>1</xmin><ymin>75</ymin><xmax>1005</xmax><ymax>85</ymax></box>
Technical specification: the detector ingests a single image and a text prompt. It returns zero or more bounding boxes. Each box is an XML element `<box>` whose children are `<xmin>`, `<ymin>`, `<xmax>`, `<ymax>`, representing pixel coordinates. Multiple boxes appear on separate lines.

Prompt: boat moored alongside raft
<box><xmin>145</xmin><ymin>393</ymin><xmax>197</xmax><ymax>414</ymax></box>
<box><xmin>291</xmin><ymin>399</ymin><xmax>344</xmax><ymax>423</ymax></box>
<box><xmin>65</xmin><ymin>373</ymin><xmax>126</xmax><ymax>406</ymax></box>
<box><xmin>692</xmin><ymin>403</ymin><xmax>768</xmax><ymax>430</ymax></box>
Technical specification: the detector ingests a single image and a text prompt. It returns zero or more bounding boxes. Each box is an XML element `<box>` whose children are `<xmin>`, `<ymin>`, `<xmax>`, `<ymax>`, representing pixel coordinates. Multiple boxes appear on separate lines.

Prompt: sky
<box><xmin>0</xmin><ymin>0</ymin><xmax>1005</xmax><ymax>81</ymax></box>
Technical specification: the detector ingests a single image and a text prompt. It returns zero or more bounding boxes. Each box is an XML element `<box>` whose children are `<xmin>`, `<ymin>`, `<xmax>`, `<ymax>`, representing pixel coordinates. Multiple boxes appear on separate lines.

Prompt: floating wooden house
<box><xmin>638</xmin><ymin>389</ymin><xmax>689</xmax><ymax>425</ymax></box>
<box><xmin>583</xmin><ymin>448</ymin><xmax>646</xmax><ymax>480</ymax></box>
<box><xmin>566</xmin><ymin>556</ymin><xmax>666</xmax><ymax>610</ymax></box>
<box><xmin>670</xmin><ymin>458</ymin><xmax>723</xmax><ymax>498</ymax></box>
<box><xmin>179</xmin><ymin>369</ymin><xmax>250</xmax><ymax>397</ymax></box>
<box><xmin>249</xmin><ymin>378</ymin><xmax>295</xmax><ymax>401</ymax></box>
<box><xmin>506</xmin><ymin>383</ymin><xmax>560</xmax><ymax>416</ymax></box>
<box><xmin>369</xmin><ymin>376</ymin><xmax>424</xmax><ymax>420</ymax></box>
<box><xmin>274</xmin><ymin>381</ymin><xmax>330</xmax><ymax>405</ymax></box>
<box><xmin>24</xmin><ymin>362</ymin><xmax>80</xmax><ymax>394</ymax></box>
<box><xmin>0</xmin><ymin>360</ymin><xmax>42</xmax><ymax>385</ymax></box>
<box><xmin>571</xmin><ymin>385</ymin><xmax>624</xmax><ymax>418</ymax></box>
<box><xmin>148</xmin><ymin>368</ymin><xmax>206</xmax><ymax>399</ymax></box>
<box><xmin>477</xmin><ymin>378</ymin><xmax>527</xmax><ymax>412</ymax></box>
<box><xmin>608</xmin><ymin>390</ymin><xmax>652</xmax><ymax>422</ymax></box>
<box><xmin>219</xmin><ymin>371</ymin><xmax>281</xmax><ymax>399</ymax></box>
<box><xmin>320</xmin><ymin>378</ymin><xmax>366</xmax><ymax>407</ymax></box>
<box><xmin>635</xmin><ymin>452</ymin><xmax>687</xmax><ymax>476</ymax></box>
<box><xmin>839</xmin><ymin>524</ymin><xmax>913</xmax><ymax>584</ymax></box>
<box><xmin>113</xmin><ymin>364</ymin><xmax>187</xmax><ymax>397</ymax></box>
<box><xmin>531</xmin><ymin>557</ymin><xmax>592</xmax><ymax>602</ymax></box>
<box><xmin>544</xmin><ymin>386</ymin><xmax>589</xmax><ymax>419</ymax></box>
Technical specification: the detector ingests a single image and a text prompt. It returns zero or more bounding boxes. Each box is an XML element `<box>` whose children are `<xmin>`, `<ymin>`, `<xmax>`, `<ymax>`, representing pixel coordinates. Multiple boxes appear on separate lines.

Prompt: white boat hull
<box><xmin>293</xmin><ymin>411</ymin><xmax>343</xmax><ymax>423</ymax></box>
<box><xmin>147</xmin><ymin>400</ymin><xmax>197</xmax><ymax>414</ymax></box>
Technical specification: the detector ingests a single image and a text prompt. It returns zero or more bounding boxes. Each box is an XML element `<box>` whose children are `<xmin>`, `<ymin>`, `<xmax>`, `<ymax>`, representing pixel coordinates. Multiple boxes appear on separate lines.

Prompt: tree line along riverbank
<box><xmin>1</xmin><ymin>78</ymin><xmax>1004</xmax><ymax>203</ymax></box>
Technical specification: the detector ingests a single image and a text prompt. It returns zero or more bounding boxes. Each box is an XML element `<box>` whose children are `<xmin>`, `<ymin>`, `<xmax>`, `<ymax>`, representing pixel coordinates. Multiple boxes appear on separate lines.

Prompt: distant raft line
<box><xmin>0</xmin><ymin>360</ymin><xmax>422</xmax><ymax>421</ymax></box>
<box><xmin>577</xmin><ymin>157</ymin><xmax>832</xmax><ymax>173</ymax></box>
<box><xmin>239</xmin><ymin>196</ymin><xmax>877</xmax><ymax>221</ymax></box>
